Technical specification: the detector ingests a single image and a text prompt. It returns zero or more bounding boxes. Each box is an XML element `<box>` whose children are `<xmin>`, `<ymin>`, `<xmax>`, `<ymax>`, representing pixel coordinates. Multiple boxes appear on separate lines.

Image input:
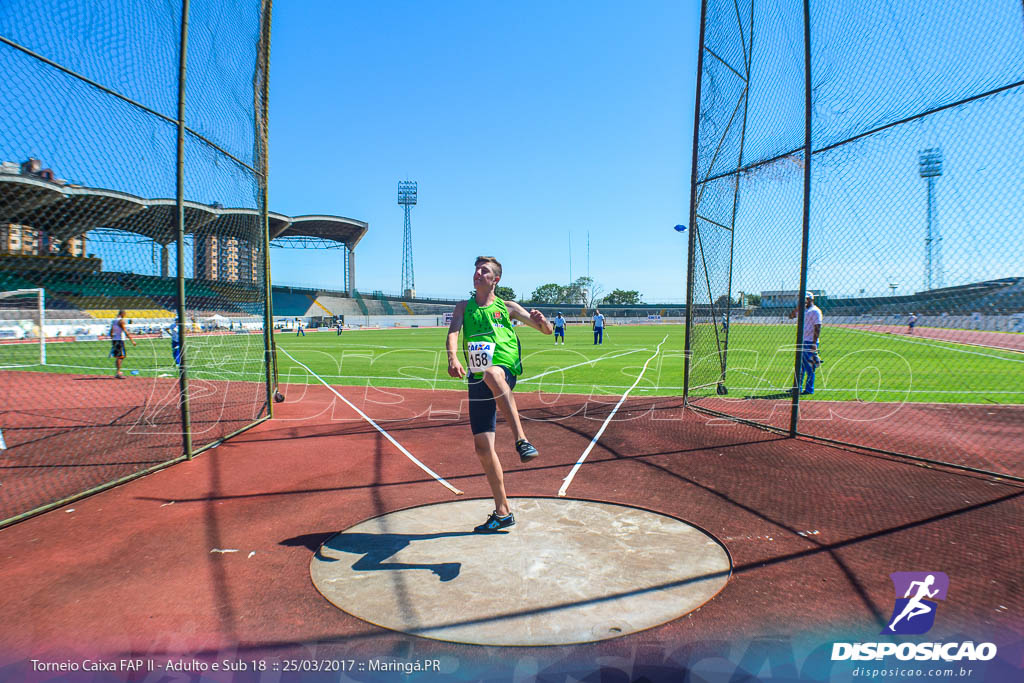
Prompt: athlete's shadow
<box><xmin>283</xmin><ymin>531</ymin><xmax>476</xmax><ymax>582</ymax></box>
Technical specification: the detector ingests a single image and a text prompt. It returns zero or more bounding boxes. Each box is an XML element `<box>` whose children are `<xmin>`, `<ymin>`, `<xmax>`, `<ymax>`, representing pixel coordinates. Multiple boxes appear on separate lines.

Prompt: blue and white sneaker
<box><xmin>516</xmin><ymin>439</ymin><xmax>539</xmax><ymax>463</ymax></box>
<box><xmin>474</xmin><ymin>510</ymin><xmax>515</xmax><ymax>533</ymax></box>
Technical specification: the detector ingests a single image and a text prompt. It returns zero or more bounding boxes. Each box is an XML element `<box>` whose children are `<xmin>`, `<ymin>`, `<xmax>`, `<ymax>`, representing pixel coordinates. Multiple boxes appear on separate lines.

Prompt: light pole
<box><xmin>398</xmin><ymin>180</ymin><xmax>417</xmax><ymax>297</ymax></box>
<box><xmin>919</xmin><ymin>149</ymin><xmax>943</xmax><ymax>290</ymax></box>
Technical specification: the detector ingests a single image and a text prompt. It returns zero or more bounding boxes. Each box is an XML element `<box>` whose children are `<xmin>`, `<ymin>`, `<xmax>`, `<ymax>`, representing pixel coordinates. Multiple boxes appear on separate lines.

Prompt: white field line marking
<box><xmin>519</xmin><ymin>348</ymin><xmax>648</xmax><ymax>382</ymax></box>
<box><xmin>843</xmin><ymin>328</ymin><xmax>1024</xmax><ymax>364</ymax></box>
<box><xmin>278</xmin><ymin>347</ymin><xmax>462</xmax><ymax>495</ymax></box>
<box><xmin>558</xmin><ymin>335</ymin><xmax>668</xmax><ymax>497</ymax></box>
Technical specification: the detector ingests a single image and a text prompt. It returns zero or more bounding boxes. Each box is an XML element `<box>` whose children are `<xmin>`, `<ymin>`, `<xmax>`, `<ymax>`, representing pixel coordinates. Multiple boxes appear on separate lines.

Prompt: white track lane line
<box><xmin>519</xmin><ymin>348</ymin><xmax>647</xmax><ymax>383</ymax></box>
<box><xmin>557</xmin><ymin>335</ymin><xmax>668</xmax><ymax>497</ymax></box>
<box><xmin>278</xmin><ymin>347</ymin><xmax>462</xmax><ymax>495</ymax></box>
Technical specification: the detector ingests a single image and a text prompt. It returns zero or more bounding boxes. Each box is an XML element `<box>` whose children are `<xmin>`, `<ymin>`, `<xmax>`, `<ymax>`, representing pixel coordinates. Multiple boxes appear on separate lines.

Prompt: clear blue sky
<box><xmin>3</xmin><ymin>0</ymin><xmax>1018</xmax><ymax>303</ymax></box>
<box><xmin>267</xmin><ymin>1</ymin><xmax>699</xmax><ymax>301</ymax></box>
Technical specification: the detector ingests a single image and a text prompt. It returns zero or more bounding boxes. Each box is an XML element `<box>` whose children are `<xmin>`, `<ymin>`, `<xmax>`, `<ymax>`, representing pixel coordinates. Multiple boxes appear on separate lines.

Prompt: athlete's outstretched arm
<box><xmin>446</xmin><ymin>301</ymin><xmax>467</xmax><ymax>378</ymax></box>
<box><xmin>506</xmin><ymin>300</ymin><xmax>553</xmax><ymax>334</ymax></box>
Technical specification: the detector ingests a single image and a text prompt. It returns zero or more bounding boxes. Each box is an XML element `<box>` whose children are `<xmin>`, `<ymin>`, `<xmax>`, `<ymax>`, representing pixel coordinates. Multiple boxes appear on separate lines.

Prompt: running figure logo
<box><xmin>883</xmin><ymin>572</ymin><xmax>949</xmax><ymax>635</ymax></box>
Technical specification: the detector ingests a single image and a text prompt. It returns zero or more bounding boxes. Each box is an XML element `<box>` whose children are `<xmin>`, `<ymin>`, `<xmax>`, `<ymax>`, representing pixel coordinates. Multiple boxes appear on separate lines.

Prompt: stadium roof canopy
<box><xmin>0</xmin><ymin>174</ymin><xmax>367</xmax><ymax>248</ymax></box>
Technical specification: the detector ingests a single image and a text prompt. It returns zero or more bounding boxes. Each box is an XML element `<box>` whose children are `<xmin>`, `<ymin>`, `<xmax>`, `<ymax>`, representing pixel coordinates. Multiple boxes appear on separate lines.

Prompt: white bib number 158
<box><xmin>467</xmin><ymin>341</ymin><xmax>495</xmax><ymax>373</ymax></box>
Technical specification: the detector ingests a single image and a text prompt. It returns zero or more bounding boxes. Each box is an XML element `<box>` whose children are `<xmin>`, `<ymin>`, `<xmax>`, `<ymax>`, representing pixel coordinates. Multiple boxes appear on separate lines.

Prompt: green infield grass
<box><xmin>3</xmin><ymin>323</ymin><xmax>1022</xmax><ymax>405</ymax></box>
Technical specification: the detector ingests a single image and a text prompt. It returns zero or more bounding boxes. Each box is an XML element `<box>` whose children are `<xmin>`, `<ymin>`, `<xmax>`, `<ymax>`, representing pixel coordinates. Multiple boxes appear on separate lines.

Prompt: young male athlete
<box><xmin>553</xmin><ymin>312</ymin><xmax>566</xmax><ymax>345</ymax></box>
<box><xmin>110</xmin><ymin>309</ymin><xmax>137</xmax><ymax>379</ymax></box>
<box><xmin>907</xmin><ymin>312</ymin><xmax>917</xmax><ymax>335</ymax></box>
<box><xmin>446</xmin><ymin>256</ymin><xmax>553</xmax><ymax>533</ymax></box>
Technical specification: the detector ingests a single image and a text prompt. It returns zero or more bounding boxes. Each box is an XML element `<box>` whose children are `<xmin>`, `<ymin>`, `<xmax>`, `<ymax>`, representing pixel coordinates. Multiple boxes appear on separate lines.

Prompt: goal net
<box><xmin>0</xmin><ymin>288</ymin><xmax>45</xmax><ymax>367</ymax></box>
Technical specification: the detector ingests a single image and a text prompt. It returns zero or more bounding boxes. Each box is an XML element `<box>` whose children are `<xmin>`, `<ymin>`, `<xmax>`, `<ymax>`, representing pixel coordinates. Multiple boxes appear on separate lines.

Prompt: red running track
<box><xmin>0</xmin><ymin>382</ymin><xmax>1021</xmax><ymax>680</ymax></box>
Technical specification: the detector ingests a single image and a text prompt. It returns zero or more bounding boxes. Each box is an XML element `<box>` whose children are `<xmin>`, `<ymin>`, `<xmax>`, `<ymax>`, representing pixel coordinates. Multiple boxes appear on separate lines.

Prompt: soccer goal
<box><xmin>0</xmin><ymin>288</ymin><xmax>46</xmax><ymax>366</ymax></box>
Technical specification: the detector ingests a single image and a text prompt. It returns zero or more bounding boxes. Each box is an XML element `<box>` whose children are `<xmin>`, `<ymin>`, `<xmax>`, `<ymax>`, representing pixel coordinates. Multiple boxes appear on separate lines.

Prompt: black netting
<box><xmin>0</xmin><ymin>0</ymin><xmax>272</xmax><ymax>525</ymax></box>
<box><xmin>686</xmin><ymin>0</ymin><xmax>1024</xmax><ymax>478</ymax></box>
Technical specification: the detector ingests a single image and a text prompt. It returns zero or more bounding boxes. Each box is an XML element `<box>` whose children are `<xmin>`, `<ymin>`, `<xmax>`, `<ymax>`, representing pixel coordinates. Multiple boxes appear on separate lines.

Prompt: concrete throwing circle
<box><xmin>311</xmin><ymin>498</ymin><xmax>730</xmax><ymax>646</ymax></box>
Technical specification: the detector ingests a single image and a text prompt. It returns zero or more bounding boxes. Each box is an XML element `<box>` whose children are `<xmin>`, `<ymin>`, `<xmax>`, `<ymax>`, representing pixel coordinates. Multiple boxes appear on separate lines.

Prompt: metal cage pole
<box><xmin>683</xmin><ymin>0</ymin><xmax>709</xmax><ymax>401</ymax></box>
<box><xmin>260</xmin><ymin>0</ymin><xmax>276</xmax><ymax>415</ymax></box>
<box><xmin>721</xmin><ymin>0</ymin><xmax>754</xmax><ymax>395</ymax></box>
<box><xmin>175</xmin><ymin>0</ymin><xmax>194</xmax><ymax>458</ymax></box>
<box><xmin>790</xmin><ymin>0</ymin><xmax>813</xmax><ymax>437</ymax></box>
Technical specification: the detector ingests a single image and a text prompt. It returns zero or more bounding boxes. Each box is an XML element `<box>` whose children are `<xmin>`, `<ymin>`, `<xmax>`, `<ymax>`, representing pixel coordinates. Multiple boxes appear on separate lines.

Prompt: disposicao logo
<box><xmin>883</xmin><ymin>571</ymin><xmax>948</xmax><ymax>635</ymax></box>
<box><xmin>831</xmin><ymin>571</ymin><xmax>997</xmax><ymax>662</ymax></box>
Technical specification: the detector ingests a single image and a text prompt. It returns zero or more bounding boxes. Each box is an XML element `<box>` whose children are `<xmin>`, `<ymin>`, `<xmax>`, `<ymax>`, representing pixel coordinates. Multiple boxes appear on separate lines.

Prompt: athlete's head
<box><xmin>474</xmin><ymin>256</ymin><xmax>502</xmax><ymax>289</ymax></box>
<box><xmin>117</xmin><ymin>309</ymin><xmax>126</xmax><ymax>317</ymax></box>
<box><xmin>805</xmin><ymin>292</ymin><xmax>814</xmax><ymax>308</ymax></box>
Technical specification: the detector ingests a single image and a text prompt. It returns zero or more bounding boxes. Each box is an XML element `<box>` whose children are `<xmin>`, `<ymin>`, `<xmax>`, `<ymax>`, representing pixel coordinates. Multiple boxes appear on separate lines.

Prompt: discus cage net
<box><xmin>0</xmin><ymin>0</ymin><xmax>276</xmax><ymax>527</ymax></box>
<box><xmin>684</xmin><ymin>0</ymin><xmax>1024</xmax><ymax>480</ymax></box>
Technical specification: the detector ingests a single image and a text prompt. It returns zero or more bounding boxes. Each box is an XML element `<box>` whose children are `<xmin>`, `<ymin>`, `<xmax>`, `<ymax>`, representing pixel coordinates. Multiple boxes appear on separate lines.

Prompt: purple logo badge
<box><xmin>883</xmin><ymin>572</ymin><xmax>949</xmax><ymax>635</ymax></box>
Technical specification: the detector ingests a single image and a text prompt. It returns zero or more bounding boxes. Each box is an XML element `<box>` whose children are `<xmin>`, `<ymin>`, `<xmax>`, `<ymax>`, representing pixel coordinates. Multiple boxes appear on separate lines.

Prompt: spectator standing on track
<box><xmin>592</xmin><ymin>308</ymin><xmax>605</xmax><ymax>345</ymax></box>
<box><xmin>110</xmin><ymin>309</ymin><xmax>136</xmax><ymax>379</ymax></box>
<box><xmin>446</xmin><ymin>256</ymin><xmax>553</xmax><ymax>533</ymax></box>
<box><xmin>789</xmin><ymin>293</ymin><xmax>822</xmax><ymax>395</ymax></box>
<box><xmin>167</xmin><ymin>317</ymin><xmax>183</xmax><ymax>368</ymax></box>
<box><xmin>908</xmin><ymin>312</ymin><xmax>917</xmax><ymax>335</ymax></box>
<box><xmin>553</xmin><ymin>312</ymin><xmax>566</xmax><ymax>345</ymax></box>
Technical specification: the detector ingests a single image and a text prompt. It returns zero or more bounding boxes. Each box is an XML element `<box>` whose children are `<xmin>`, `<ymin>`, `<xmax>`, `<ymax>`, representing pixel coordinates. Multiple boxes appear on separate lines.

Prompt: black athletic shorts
<box><xmin>467</xmin><ymin>366</ymin><xmax>517</xmax><ymax>435</ymax></box>
<box><xmin>111</xmin><ymin>340</ymin><xmax>126</xmax><ymax>359</ymax></box>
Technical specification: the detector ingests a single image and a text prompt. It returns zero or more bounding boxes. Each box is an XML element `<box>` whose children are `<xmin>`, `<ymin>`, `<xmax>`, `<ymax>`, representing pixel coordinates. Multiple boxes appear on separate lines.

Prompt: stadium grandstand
<box><xmin>0</xmin><ymin>168</ymin><xmax>366</xmax><ymax>333</ymax></box>
<box><xmin>270</xmin><ymin>276</ymin><xmax>1023</xmax><ymax>334</ymax></box>
<box><xmin>4</xmin><ymin>163</ymin><xmax>1019</xmax><ymax>335</ymax></box>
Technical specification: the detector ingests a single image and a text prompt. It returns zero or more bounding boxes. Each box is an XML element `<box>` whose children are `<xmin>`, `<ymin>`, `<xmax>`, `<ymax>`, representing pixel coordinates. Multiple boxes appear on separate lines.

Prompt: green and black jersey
<box><xmin>463</xmin><ymin>296</ymin><xmax>523</xmax><ymax>379</ymax></box>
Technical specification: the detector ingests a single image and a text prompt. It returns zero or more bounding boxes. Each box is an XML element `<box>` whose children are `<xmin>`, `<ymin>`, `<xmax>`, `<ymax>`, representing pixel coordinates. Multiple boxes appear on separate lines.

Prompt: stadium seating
<box><xmin>351</xmin><ymin>289</ymin><xmax>369</xmax><ymax>315</ymax></box>
<box><xmin>371</xmin><ymin>291</ymin><xmax>395</xmax><ymax>315</ymax></box>
<box><xmin>271</xmin><ymin>289</ymin><xmax>316</xmax><ymax>317</ymax></box>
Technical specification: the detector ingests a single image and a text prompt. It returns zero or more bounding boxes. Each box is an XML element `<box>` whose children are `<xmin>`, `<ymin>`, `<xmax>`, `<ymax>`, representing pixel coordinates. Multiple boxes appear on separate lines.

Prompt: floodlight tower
<box><xmin>919</xmin><ymin>149</ymin><xmax>943</xmax><ymax>290</ymax></box>
<box><xmin>397</xmin><ymin>180</ymin><xmax>417</xmax><ymax>298</ymax></box>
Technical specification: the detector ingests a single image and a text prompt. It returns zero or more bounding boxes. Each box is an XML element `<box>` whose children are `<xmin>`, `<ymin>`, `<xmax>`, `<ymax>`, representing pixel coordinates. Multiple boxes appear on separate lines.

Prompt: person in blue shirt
<box><xmin>553</xmin><ymin>312</ymin><xmax>566</xmax><ymax>345</ymax></box>
<box><xmin>167</xmin><ymin>317</ymin><xmax>183</xmax><ymax>368</ymax></box>
<box><xmin>592</xmin><ymin>309</ymin><xmax>605</xmax><ymax>344</ymax></box>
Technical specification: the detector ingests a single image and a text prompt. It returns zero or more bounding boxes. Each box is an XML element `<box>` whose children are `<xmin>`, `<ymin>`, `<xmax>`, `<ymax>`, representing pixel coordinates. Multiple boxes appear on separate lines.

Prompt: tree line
<box><xmin>474</xmin><ymin>277</ymin><xmax>643</xmax><ymax>306</ymax></box>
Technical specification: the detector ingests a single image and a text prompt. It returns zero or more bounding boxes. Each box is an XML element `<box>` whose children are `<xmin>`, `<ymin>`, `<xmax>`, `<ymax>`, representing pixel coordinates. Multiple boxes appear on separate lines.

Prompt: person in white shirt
<box><xmin>109</xmin><ymin>309</ymin><xmax>137</xmax><ymax>379</ymax></box>
<box><xmin>908</xmin><ymin>312</ymin><xmax>917</xmax><ymax>335</ymax></box>
<box><xmin>592</xmin><ymin>309</ymin><xmax>605</xmax><ymax>345</ymax></box>
<box><xmin>788</xmin><ymin>293</ymin><xmax>822</xmax><ymax>395</ymax></box>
